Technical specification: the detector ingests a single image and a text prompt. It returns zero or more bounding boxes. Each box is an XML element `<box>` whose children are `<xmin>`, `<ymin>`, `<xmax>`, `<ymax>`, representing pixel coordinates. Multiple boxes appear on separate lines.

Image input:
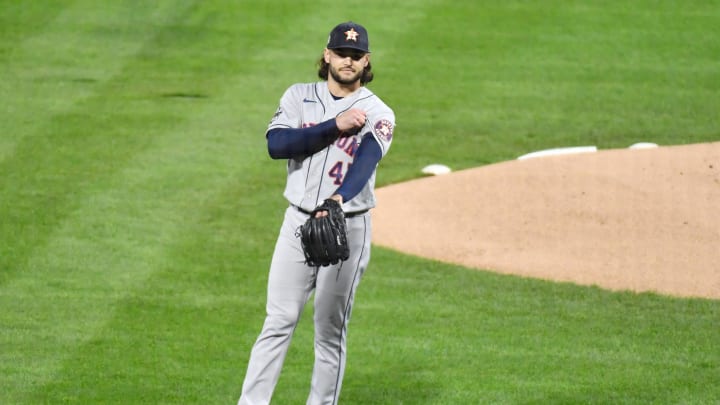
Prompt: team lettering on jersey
<box><xmin>327</xmin><ymin>137</ymin><xmax>360</xmax><ymax>185</ymax></box>
<box><xmin>302</xmin><ymin>122</ymin><xmax>359</xmax><ymax>157</ymax></box>
<box><xmin>335</xmin><ymin>136</ymin><xmax>359</xmax><ymax>157</ymax></box>
<box><xmin>300</xmin><ymin>122</ymin><xmax>360</xmax><ymax>186</ymax></box>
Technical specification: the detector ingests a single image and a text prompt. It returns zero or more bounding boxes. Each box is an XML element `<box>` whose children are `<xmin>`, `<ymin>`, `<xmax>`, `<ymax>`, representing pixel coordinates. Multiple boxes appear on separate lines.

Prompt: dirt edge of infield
<box><xmin>371</xmin><ymin>142</ymin><xmax>720</xmax><ymax>299</ymax></box>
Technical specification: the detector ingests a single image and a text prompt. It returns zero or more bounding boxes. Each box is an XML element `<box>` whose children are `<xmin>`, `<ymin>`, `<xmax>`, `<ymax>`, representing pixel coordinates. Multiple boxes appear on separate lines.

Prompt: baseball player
<box><xmin>237</xmin><ymin>21</ymin><xmax>395</xmax><ymax>405</ymax></box>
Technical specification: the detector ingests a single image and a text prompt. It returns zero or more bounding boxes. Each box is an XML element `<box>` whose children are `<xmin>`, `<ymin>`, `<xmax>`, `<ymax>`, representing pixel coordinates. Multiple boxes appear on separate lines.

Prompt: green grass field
<box><xmin>1</xmin><ymin>1</ymin><xmax>719</xmax><ymax>404</ymax></box>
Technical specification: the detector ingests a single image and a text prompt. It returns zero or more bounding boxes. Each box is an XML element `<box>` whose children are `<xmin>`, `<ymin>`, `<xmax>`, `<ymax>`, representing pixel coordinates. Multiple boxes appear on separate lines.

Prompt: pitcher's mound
<box><xmin>372</xmin><ymin>142</ymin><xmax>720</xmax><ymax>299</ymax></box>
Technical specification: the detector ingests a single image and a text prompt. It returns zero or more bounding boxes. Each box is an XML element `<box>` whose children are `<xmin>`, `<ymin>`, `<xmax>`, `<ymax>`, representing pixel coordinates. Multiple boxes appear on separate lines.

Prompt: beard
<box><xmin>329</xmin><ymin>65</ymin><xmax>363</xmax><ymax>85</ymax></box>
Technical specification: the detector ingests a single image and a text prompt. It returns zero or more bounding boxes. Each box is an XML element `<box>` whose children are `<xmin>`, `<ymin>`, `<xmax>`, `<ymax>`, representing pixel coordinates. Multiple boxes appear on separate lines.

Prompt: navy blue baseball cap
<box><xmin>326</xmin><ymin>22</ymin><xmax>370</xmax><ymax>53</ymax></box>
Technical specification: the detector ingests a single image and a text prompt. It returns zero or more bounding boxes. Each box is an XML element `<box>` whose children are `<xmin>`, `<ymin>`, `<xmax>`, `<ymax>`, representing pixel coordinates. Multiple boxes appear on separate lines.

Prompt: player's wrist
<box><xmin>330</xmin><ymin>194</ymin><xmax>344</xmax><ymax>204</ymax></box>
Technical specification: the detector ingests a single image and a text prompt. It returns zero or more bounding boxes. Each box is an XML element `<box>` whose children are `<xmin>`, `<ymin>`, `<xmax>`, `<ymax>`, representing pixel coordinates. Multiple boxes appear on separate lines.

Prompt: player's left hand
<box><xmin>314</xmin><ymin>195</ymin><xmax>343</xmax><ymax>218</ymax></box>
<box><xmin>298</xmin><ymin>198</ymin><xmax>349</xmax><ymax>267</ymax></box>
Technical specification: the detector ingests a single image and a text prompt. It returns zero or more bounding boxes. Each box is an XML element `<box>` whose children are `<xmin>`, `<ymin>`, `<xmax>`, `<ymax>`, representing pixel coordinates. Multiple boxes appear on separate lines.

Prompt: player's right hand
<box><xmin>335</xmin><ymin>108</ymin><xmax>367</xmax><ymax>133</ymax></box>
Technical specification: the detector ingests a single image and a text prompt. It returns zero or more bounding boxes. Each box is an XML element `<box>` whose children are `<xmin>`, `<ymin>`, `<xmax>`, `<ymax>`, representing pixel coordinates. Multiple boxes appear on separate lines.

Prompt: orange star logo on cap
<box><xmin>344</xmin><ymin>28</ymin><xmax>359</xmax><ymax>41</ymax></box>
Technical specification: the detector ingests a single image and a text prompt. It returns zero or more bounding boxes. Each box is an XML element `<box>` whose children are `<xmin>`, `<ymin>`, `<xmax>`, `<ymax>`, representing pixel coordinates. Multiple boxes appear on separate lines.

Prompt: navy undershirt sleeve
<box><xmin>266</xmin><ymin>119</ymin><xmax>340</xmax><ymax>159</ymax></box>
<box><xmin>335</xmin><ymin>132</ymin><xmax>383</xmax><ymax>202</ymax></box>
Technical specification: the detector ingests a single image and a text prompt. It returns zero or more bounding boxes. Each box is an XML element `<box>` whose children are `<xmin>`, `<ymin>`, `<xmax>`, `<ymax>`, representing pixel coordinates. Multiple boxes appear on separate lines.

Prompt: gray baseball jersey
<box><xmin>239</xmin><ymin>81</ymin><xmax>394</xmax><ymax>405</ymax></box>
<box><xmin>269</xmin><ymin>81</ymin><xmax>395</xmax><ymax>213</ymax></box>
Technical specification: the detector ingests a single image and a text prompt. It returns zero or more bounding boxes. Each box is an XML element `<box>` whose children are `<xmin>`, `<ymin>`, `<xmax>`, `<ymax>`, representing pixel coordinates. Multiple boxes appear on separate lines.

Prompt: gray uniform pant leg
<box><xmin>307</xmin><ymin>213</ymin><xmax>371</xmax><ymax>405</ymax></box>
<box><xmin>239</xmin><ymin>207</ymin><xmax>315</xmax><ymax>405</ymax></box>
<box><xmin>239</xmin><ymin>207</ymin><xmax>371</xmax><ymax>405</ymax></box>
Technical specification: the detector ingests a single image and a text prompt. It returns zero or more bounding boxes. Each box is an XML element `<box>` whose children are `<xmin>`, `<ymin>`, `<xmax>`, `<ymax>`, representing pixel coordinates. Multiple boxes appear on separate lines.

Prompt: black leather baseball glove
<box><xmin>298</xmin><ymin>198</ymin><xmax>350</xmax><ymax>267</ymax></box>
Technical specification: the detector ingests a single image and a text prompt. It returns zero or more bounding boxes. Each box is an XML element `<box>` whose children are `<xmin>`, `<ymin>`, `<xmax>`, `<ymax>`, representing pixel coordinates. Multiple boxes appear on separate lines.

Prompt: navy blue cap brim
<box><xmin>327</xmin><ymin>45</ymin><xmax>370</xmax><ymax>53</ymax></box>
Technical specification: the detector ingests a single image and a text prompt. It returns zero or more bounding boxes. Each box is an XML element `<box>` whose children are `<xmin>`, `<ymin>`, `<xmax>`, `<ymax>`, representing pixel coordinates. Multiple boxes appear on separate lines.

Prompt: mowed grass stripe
<box><xmin>378</xmin><ymin>1</ymin><xmax>720</xmax><ymax>184</ymax></box>
<box><xmin>340</xmin><ymin>249</ymin><xmax>720</xmax><ymax>404</ymax></box>
<box><xmin>0</xmin><ymin>2</ymin><xmax>67</xmax><ymax>79</ymax></box>
<box><xmin>0</xmin><ymin>1</ymin><xmax>383</xmax><ymax>402</ymax></box>
<box><xmin>2</xmin><ymin>98</ymin><xmax>264</xmax><ymax>403</ymax></box>
<box><xmin>18</xmin><ymin>167</ymin><xmax>282</xmax><ymax>404</ymax></box>
<box><xmin>0</xmin><ymin>1</ymin><xmax>201</xmax><ymax>282</ymax></box>
<box><xmin>0</xmin><ymin>1</ymin><xmax>198</xmax><ymax>162</ymax></box>
<box><xmin>0</xmin><ymin>0</ymin><xmax>265</xmax><ymax>399</ymax></box>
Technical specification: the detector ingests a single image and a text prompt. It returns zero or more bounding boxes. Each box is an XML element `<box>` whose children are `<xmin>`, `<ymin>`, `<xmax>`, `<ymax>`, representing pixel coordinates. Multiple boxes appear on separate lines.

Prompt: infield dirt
<box><xmin>372</xmin><ymin>142</ymin><xmax>720</xmax><ymax>299</ymax></box>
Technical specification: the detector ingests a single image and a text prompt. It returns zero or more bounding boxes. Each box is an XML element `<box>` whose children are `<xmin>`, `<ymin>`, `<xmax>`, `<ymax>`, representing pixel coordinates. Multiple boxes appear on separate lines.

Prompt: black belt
<box><xmin>293</xmin><ymin>205</ymin><xmax>368</xmax><ymax>218</ymax></box>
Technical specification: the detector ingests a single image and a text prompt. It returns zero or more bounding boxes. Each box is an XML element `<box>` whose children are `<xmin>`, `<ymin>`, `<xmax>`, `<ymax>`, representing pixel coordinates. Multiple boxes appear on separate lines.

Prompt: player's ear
<box><xmin>323</xmin><ymin>48</ymin><xmax>331</xmax><ymax>63</ymax></box>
